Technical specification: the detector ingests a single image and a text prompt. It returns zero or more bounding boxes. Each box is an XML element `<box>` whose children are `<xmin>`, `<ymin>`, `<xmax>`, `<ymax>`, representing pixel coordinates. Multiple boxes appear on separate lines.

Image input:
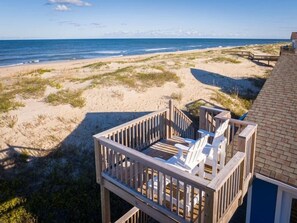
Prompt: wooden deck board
<box><xmin>119</xmin><ymin>136</ymin><xmax>207</xmax><ymax>221</ymax></box>
<box><xmin>142</xmin><ymin>136</ymin><xmax>186</xmax><ymax>159</ymax></box>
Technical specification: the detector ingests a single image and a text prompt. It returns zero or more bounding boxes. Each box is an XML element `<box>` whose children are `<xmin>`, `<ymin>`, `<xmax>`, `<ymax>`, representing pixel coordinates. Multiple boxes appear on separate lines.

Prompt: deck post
<box><xmin>168</xmin><ymin>100</ymin><xmax>174</xmax><ymax>138</ymax></box>
<box><xmin>94</xmin><ymin>138</ymin><xmax>102</xmax><ymax>184</ymax></box>
<box><xmin>199</xmin><ymin>107</ymin><xmax>206</xmax><ymax>130</ymax></box>
<box><xmin>250</xmin><ymin>128</ymin><xmax>257</xmax><ymax>176</ymax></box>
<box><xmin>238</xmin><ymin>135</ymin><xmax>247</xmax><ymax>205</ymax></box>
<box><xmin>101</xmin><ymin>185</ymin><xmax>111</xmax><ymax>223</ymax></box>
<box><xmin>204</xmin><ymin>190</ymin><xmax>217</xmax><ymax>223</ymax></box>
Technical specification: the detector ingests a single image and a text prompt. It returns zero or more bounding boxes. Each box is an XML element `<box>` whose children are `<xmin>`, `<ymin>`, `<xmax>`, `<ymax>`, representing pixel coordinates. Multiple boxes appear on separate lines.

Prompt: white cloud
<box><xmin>49</xmin><ymin>0</ymin><xmax>91</xmax><ymax>7</ymax></box>
<box><xmin>55</xmin><ymin>4</ymin><xmax>70</xmax><ymax>11</ymax></box>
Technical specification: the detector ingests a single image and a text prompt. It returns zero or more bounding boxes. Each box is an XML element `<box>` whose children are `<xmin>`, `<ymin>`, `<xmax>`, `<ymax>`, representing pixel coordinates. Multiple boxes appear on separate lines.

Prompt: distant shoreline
<box><xmin>0</xmin><ymin>38</ymin><xmax>286</xmax><ymax>68</ymax></box>
<box><xmin>0</xmin><ymin>45</ymin><xmax>230</xmax><ymax>69</ymax></box>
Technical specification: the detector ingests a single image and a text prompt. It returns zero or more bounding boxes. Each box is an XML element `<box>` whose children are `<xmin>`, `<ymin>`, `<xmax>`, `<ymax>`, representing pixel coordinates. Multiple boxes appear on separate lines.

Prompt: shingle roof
<box><xmin>246</xmin><ymin>54</ymin><xmax>297</xmax><ymax>187</ymax></box>
<box><xmin>291</xmin><ymin>32</ymin><xmax>297</xmax><ymax>40</ymax></box>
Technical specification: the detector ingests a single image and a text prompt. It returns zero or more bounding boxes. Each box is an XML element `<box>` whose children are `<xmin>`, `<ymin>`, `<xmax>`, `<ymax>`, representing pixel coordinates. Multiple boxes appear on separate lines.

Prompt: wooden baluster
<box><xmin>115</xmin><ymin>152</ymin><xmax>119</xmax><ymax>179</ymax></box>
<box><xmin>170</xmin><ymin>176</ymin><xmax>173</xmax><ymax>211</ymax></box>
<box><xmin>220</xmin><ymin>184</ymin><xmax>225</xmax><ymax>217</ymax></box>
<box><xmin>140</xmin><ymin>163</ymin><xmax>143</xmax><ymax>195</ymax></box>
<box><xmin>177</xmin><ymin>180</ymin><xmax>180</xmax><ymax>216</ymax></box>
<box><xmin>190</xmin><ymin>186</ymin><xmax>194</xmax><ymax>222</ymax></box>
<box><xmin>151</xmin><ymin>169</ymin><xmax>154</xmax><ymax>201</ymax></box>
<box><xmin>183</xmin><ymin>182</ymin><xmax>187</xmax><ymax>219</ymax></box>
<box><xmin>125</xmin><ymin>156</ymin><xmax>128</xmax><ymax>185</ymax></box>
<box><xmin>134</xmin><ymin>161</ymin><xmax>138</xmax><ymax>189</ymax></box>
<box><xmin>199</xmin><ymin>189</ymin><xmax>202</xmax><ymax>223</ymax></box>
<box><xmin>120</xmin><ymin>154</ymin><xmax>123</xmax><ymax>182</ymax></box>
<box><xmin>157</xmin><ymin>171</ymin><xmax>161</xmax><ymax>205</ymax></box>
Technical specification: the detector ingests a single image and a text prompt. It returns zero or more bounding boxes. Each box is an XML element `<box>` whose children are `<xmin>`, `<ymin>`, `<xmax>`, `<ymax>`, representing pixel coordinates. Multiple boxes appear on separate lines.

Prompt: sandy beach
<box><xmin>0</xmin><ymin>43</ymin><xmax>280</xmax><ymax>166</ymax></box>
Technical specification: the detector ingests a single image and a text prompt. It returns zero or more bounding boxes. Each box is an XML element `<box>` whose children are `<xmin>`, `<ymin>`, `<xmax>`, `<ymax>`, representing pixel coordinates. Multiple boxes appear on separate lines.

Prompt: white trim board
<box><xmin>245</xmin><ymin>186</ymin><xmax>252</xmax><ymax>223</ymax></box>
<box><xmin>255</xmin><ymin>173</ymin><xmax>297</xmax><ymax>195</ymax></box>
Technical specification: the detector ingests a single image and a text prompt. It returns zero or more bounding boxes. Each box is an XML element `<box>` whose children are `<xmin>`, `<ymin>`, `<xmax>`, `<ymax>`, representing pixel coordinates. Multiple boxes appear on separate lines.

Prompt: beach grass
<box><xmin>15</xmin><ymin>77</ymin><xmax>49</xmax><ymax>98</ymax></box>
<box><xmin>186</xmin><ymin>101</ymin><xmax>207</xmax><ymax>117</ymax></box>
<box><xmin>26</xmin><ymin>68</ymin><xmax>53</xmax><ymax>76</ymax></box>
<box><xmin>46</xmin><ymin>89</ymin><xmax>85</xmax><ymax>108</ymax></box>
<box><xmin>0</xmin><ymin>76</ymin><xmax>63</xmax><ymax>113</ymax></box>
<box><xmin>211</xmin><ymin>90</ymin><xmax>252</xmax><ymax>117</ymax></box>
<box><xmin>82</xmin><ymin>62</ymin><xmax>109</xmax><ymax>69</ymax></box>
<box><xmin>72</xmin><ymin>65</ymin><xmax>181</xmax><ymax>90</ymax></box>
<box><xmin>0</xmin><ymin>94</ymin><xmax>24</xmax><ymax>113</ymax></box>
<box><xmin>255</xmin><ymin>43</ymin><xmax>286</xmax><ymax>55</ymax></box>
<box><xmin>207</xmin><ymin>56</ymin><xmax>241</xmax><ymax>64</ymax></box>
<box><xmin>170</xmin><ymin>92</ymin><xmax>183</xmax><ymax>102</ymax></box>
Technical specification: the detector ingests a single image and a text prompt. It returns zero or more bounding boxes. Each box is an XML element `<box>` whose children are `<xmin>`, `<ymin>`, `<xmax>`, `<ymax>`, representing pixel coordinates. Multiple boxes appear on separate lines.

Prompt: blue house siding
<box><xmin>250</xmin><ymin>178</ymin><xmax>278</xmax><ymax>223</ymax></box>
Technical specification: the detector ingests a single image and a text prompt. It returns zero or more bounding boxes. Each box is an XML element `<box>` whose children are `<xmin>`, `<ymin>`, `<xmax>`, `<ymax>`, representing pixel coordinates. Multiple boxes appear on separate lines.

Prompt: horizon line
<box><xmin>0</xmin><ymin>37</ymin><xmax>289</xmax><ymax>41</ymax></box>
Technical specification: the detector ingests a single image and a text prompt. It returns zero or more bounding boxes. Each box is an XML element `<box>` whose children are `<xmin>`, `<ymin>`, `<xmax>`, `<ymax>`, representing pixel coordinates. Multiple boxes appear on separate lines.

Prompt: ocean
<box><xmin>0</xmin><ymin>38</ymin><xmax>286</xmax><ymax>67</ymax></box>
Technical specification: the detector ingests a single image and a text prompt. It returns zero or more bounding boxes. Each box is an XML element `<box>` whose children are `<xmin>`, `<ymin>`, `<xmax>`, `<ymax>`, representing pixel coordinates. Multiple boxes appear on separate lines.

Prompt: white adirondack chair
<box><xmin>183</xmin><ymin>119</ymin><xmax>229</xmax><ymax>178</ymax></box>
<box><xmin>198</xmin><ymin>119</ymin><xmax>229</xmax><ymax>177</ymax></box>
<box><xmin>168</xmin><ymin>134</ymin><xmax>209</xmax><ymax>176</ymax></box>
<box><xmin>147</xmin><ymin>135</ymin><xmax>209</xmax><ymax>213</ymax></box>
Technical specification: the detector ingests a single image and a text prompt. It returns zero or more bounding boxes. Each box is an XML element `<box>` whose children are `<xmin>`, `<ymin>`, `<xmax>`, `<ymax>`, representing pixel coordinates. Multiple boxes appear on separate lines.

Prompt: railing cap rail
<box><xmin>93</xmin><ymin>108</ymin><xmax>168</xmax><ymax>139</ymax></box>
<box><xmin>200</xmin><ymin>106</ymin><xmax>226</xmax><ymax>114</ymax></box>
<box><xmin>115</xmin><ymin>207</ymin><xmax>140</xmax><ymax>223</ymax></box>
<box><xmin>238</xmin><ymin>124</ymin><xmax>257</xmax><ymax>139</ymax></box>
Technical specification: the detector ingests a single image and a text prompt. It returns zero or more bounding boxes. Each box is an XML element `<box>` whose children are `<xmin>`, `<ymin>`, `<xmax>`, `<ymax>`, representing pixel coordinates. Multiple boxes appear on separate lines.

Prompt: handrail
<box><xmin>238</xmin><ymin>125</ymin><xmax>257</xmax><ymax>139</ymax></box>
<box><xmin>94</xmin><ymin>108</ymin><xmax>168</xmax><ymax>152</ymax></box>
<box><xmin>223</xmin><ymin>50</ymin><xmax>279</xmax><ymax>61</ymax></box>
<box><xmin>115</xmin><ymin>207</ymin><xmax>150</xmax><ymax>223</ymax></box>
<box><xmin>172</xmin><ymin>105</ymin><xmax>197</xmax><ymax>139</ymax></box>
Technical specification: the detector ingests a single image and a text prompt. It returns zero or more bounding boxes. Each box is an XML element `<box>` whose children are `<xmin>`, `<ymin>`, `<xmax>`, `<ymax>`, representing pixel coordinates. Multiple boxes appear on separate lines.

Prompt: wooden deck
<box><xmin>224</xmin><ymin>50</ymin><xmax>279</xmax><ymax>65</ymax></box>
<box><xmin>94</xmin><ymin>102</ymin><xmax>257</xmax><ymax>223</ymax></box>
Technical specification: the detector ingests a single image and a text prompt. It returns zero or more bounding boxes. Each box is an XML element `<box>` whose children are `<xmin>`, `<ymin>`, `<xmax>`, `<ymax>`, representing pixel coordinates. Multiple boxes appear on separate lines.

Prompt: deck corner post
<box><xmin>238</xmin><ymin>135</ymin><xmax>247</xmax><ymax>205</ymax></box>
<box><xmin>94</xmin><ymin>137</ymin><xmax>102</xmax><ymax>184</ymax></box>
<box><xmin>168</xmin><ymin>100</ymin><xmax>174</xmax><ymax>138</ymax></box>
<box><xmin>250</xmin><ymin>128</ymin><xmax>257</xmax><ymax>176</ymax></box>
<box><xmin>204</xmin><ymin>190</ymin><xmax>217</xmax><ymax>223</ymax></box>
<box><xmin>101</xmin><ymin>185</ymin><xmax>111</xmax><ymax>223</ymax></box>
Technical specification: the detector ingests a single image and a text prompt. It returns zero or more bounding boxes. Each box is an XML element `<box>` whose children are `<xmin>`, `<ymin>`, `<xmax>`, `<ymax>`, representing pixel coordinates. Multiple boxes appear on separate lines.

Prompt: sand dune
<box><xmin>0</xmin><ymin>44</ymin><xmax>277</xmax><ymax>166</ymax></box>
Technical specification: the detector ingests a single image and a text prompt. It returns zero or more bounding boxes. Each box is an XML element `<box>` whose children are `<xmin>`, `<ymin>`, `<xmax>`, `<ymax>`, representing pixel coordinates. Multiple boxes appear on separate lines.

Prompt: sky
<box><xmin>0</xmin><ymin>0</ymin><xmax>296</xmax><ymax>39</ymax></box>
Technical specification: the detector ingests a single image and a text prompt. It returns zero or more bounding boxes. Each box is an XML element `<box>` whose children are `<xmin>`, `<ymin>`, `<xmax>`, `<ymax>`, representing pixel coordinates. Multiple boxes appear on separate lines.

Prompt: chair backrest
<box><xmin>212</xmin><ymin>119</ymin><xmax>229</xmax><ymax>148</ymax></box>
<box><xmin>185</xmin><ymin>135</ymin><xmax>209</xmax><ymax>169</ymax></box>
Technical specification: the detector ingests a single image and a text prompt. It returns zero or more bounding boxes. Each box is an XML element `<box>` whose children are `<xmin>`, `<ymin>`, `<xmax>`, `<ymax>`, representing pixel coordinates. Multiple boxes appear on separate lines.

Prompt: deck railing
<box><xmin>98</xmin><ymin>136</ymin><xmax>211</xmax><ymax>222</ymax></box>
<box><xmin>94</xmin><ymin>102</ymin><xmax>257</xmax><ymax>223</ymax></box>
<box><xmin>172</xmin><ymin>101</ymin><xmax>197</xmax><ymax>139</ymax></box>
<box><xmin>208</xmin><ymin>152</ymin><xmax>245</xmax><ymax>222</ymax></box>
<box><xmin>199</xmin><ymin>106</ymin><xmax>257</xmax><ymax>202</ymax></box>
<box><xmin>94</xmin><ymin>109</ymin><xmax>168</xmax><ymax>151</ymax></box>
<box><xmin>224</xmin><ymin>50</ymin><xmax>279</xmax><ymax>61</ymax></box>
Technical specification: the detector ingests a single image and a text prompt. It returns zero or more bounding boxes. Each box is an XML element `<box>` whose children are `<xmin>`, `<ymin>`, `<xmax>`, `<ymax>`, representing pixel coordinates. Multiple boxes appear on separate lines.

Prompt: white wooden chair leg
<box><xmin>198</xmin><ymin>158</ymin><xmax>206</xmax><ymax>178</ymax></box>
<box><xmin>212</xmin><ymin>150</ymin><xmax>218</xmax><ymax>178</ymax></box>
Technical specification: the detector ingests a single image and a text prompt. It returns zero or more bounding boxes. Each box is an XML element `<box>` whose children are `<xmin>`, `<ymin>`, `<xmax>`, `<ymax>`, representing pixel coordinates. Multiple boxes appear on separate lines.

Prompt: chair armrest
<box><xmin>175</xmin><ymin>143</ymin><xmax>189</xmax><ymax>158</ymax></box>
<box><xmin>184</xmin><ymin>138</ymin><xmax>195</xmax><ymax>145</ymax></box>
<box><xmin>197</xmin><ymin>129</ymin><xmax>215</xmax><ymax>137</ymax></box>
